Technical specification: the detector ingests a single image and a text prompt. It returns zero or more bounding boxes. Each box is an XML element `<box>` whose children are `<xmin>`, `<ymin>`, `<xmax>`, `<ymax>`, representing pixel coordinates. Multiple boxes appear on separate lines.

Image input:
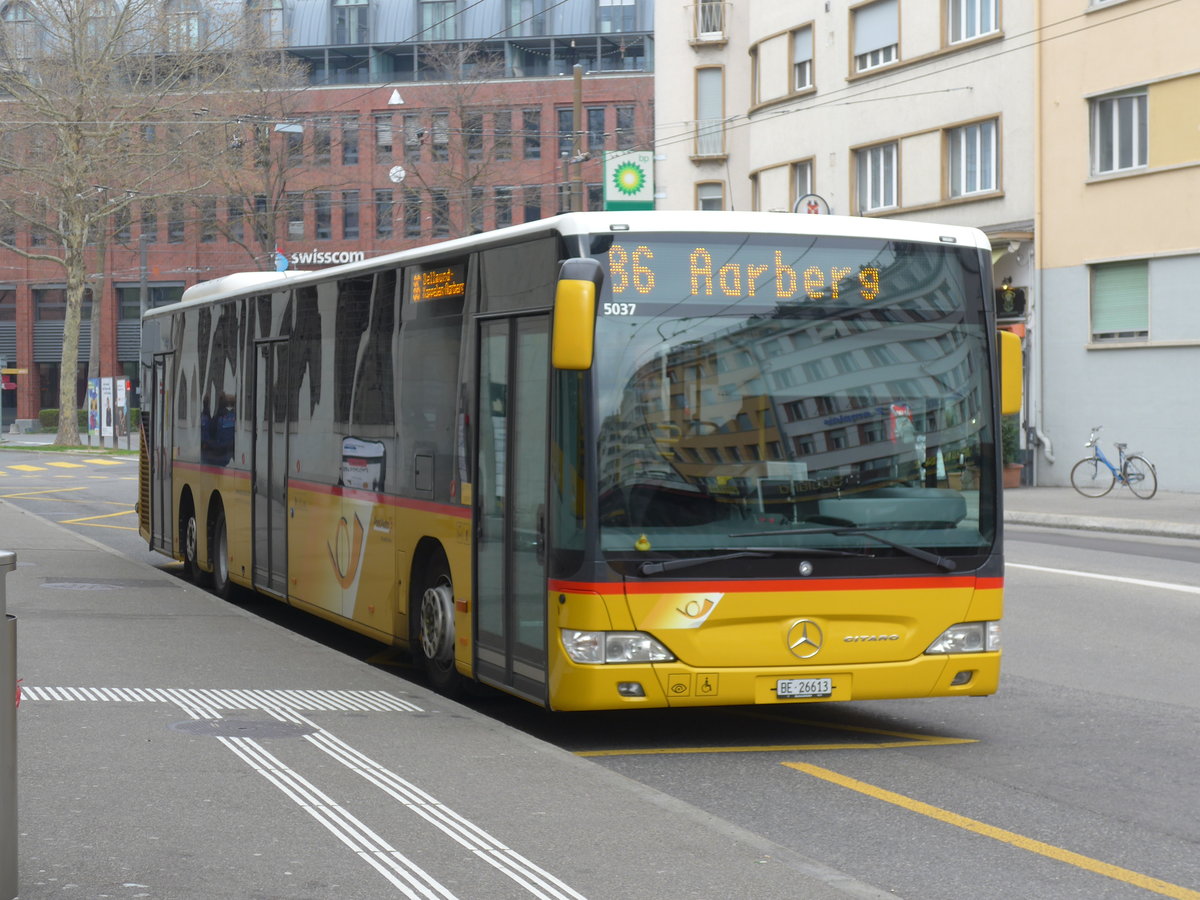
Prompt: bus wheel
<box><xmin>182</xmin><ymin>508</ymin><xmax>207</xmax><ymax>586</ymax></box>
<box><xmin>210</xmin><ymin>507</ymin><xmax>231</xmax><ymax>599</ymax></box>
<box><xmin>418</xmin><ymin>568</ymin><xmax>462</xmax><ymax>696</ymax></box>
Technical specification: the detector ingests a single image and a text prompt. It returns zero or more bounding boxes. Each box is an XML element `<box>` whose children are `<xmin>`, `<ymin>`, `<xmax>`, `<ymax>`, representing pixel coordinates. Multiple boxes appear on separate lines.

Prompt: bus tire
<box><xmin>417</xmin><ymin>562</ymin><xmax>463</xmax><ymax>697</ymax></box>
<box><xmin>181</xmin><ymin>502</ymin><xmax>208</xmax><ymax>586</ymax></box>
<box><xmin>210</xmin><ymin>505</ymin><xmax>231</xmax><ymax>599</ymax></box>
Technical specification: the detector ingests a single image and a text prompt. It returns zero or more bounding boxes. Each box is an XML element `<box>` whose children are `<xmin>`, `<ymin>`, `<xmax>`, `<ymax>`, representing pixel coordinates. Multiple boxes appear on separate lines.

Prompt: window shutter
<box><xmin>1091</xmin><ymin>261</ymin><xmax>1148</xmax><ymax>337</ymax></box>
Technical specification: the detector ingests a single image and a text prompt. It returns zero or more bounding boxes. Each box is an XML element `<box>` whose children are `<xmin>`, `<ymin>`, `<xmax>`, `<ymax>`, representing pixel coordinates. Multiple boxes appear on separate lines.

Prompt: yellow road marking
<box><xmin>46</xmin><ymin>461</ymin><xmax>86</xmax><ymax>468</ymax></box>
<box><xmin>59</xmin><ymin>510</ymin><xmax>138</xmax><ymax>530</ymax></box>
<box><xmin>81</xmin><ymin>458</ymin><xmax>126</xmax><ymax>466</ymax></box>
<box><xmin>8</xmin><ymin>464</ymin><xmax>46</xmax><ymax>472</ymax></box>
<box><xmin>785</xmin><ymin>762</ymin><xmax>1200</xmax><ymax>900</ymax></box>
<box><xmin>1</xmin><ymin>487</ymin><xmax>89</xmax><ymax>500</ymax></box>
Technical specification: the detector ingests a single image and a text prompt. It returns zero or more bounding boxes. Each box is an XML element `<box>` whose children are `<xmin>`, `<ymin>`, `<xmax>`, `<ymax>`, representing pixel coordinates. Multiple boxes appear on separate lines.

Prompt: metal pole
<box><xmin>572</xmin><ymin>64</ymin><xmax>584</xmax><ymax>212</ymax></box>
<box><xmin>0</xmin><ymin>549</ymin><xmax>17</xmax><ymax>900</ymax></box>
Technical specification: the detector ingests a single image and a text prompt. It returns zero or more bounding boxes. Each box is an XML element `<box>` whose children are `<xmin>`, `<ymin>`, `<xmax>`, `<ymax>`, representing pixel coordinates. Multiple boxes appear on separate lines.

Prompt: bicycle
<box><xmin>1069</xmin><ymin>426</ymin><xmax>1157</xmax><ymax>499</ymax></box>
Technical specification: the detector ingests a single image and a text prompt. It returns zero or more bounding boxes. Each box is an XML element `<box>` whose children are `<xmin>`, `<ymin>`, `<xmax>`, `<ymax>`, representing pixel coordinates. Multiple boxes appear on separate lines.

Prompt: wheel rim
<box><xmin>215</xmin><ymin>520</ymin><xmax>228</xmax><ymax>586</ymax></box>
<box><xmin>420</xmin><ymin>580</ymin><xmax>455</xmax><ymax>665</ymax></box>
<box><xmin>185</xmin><ymin>515</ymin><xmax>198</xmax><ymax>564</ymax></box>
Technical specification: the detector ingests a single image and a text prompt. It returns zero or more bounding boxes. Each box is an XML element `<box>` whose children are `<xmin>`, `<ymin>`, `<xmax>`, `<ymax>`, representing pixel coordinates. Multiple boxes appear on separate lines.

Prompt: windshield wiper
<box><xmin>730</xmin><ymin>525</ymin><xmax>957</xmax><ymax>572</ymax></box>
<box><xmin>637</xmin><ymin>546</ymin><xmax>869</xmax><ymax>576</ymax></box>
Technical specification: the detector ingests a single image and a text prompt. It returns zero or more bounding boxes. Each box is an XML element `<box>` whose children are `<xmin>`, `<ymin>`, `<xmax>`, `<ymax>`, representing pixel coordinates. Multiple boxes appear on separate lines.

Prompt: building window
<box><xmin>419</xmin><ymin>0</ymin><xmax>456</xmax><ymax>40</ymax></box>
<box><xmin>285</xmin><ymin>192</ymin><xmax>305</xmax><ymax>239</ymax></box>
<box><xmin>227</xmin><ymin>197</ymin><xmax>244</xmax><ymax>242</ymax></box>
<box><xmin>431</xmin><ymin>111</ymin><xmax>449</xmax><ymax>162</ymax></box>
<box><xmin>285</xmin><ymin>126</ymin><xmax>304</xmax><ymax>165</ymax></box>
<box><xmin>403</xmin><ymin>188</ymin><xmax>421</xmax><ymax>238</ymax></box>
<box><xmin>340</xmin><ymin>116</ymin><xmax>359</xmax><ymax>165</ymax></box>
<box><xmin>465</xmin><ymin>111</ymin><xmax>484</xmax><ymax>161</ymax></box>
<box><xmin>523</xmin><ymin>108</ymin><xmax>541</xmax><ymax>160</ymax></box>
<box><xmin>342</xmin><ymin>191</ymin><xmax>360</xmax><ymax>239</ymax></box>
<box><xmin>856</xmin><ymin>142</ymin><xmax>897</xmax><ymax>212</ymax></box>
<box><xmin>853</xmin><ymin>0</ymin><xmax>898</xmax><ymax>72</ymax></box>
<box><xmin>792</xmin><ymin>160</ymin><xmax>813</xmax><ymax>207</ymax></box>
<box><xmin>493</xmin><ymin>110</ymin><xmax>512</xmax><ymax>160</ymax></box>
<box><xmin>199</xmin><ymin>198</ymin><xmax>218</xmax><ymax>242</ymax></box>
<box><xmin>0</xmin><ymin>287</ymin><xmax>14</xmax><ymax>322</ymax></box>
<box><xmin>34</xmin><ymin>287</ymin><xmax>91</xmax><ymax>322</ymax></box>
<box><xmin>140</xmin><ymin>201</ymin><xmax>157</xmax><ymax>244</ymax></box>
<box><xmin>616</xmin><ymin>106</ymin><xmax>636</xmax><ymax>150</ymax></box>
<box><xmin>948</xmin><ymin>0</ymin><xmax>997</xmax><ymax>44</ymax></box>
<box><xmin>312</xmin><ymin>117</ymin><xmax>332</xmax><ymax>165</ymax></box>
<box><xmin>587</xmin><ymin>107</ymin><xmax>606</xmax><ymax>152</ymax></box>
<box><xmin>165</xmin><ymin>0</ymin><xmax>202</xmax><ymax>51</ymax></box>
<box><xmin>523</xmin><ymin>185</ymin><xmax>541</xmax><ymax>222</ymax></box>
<box><xmin>598</xmin><ymin>0</ymin><xmax>636</xmax><ymax>33</ymax></box>
<box><xmin>557</xmin><ymin>107</ymin><xmax>574</xmax><ymax>158</ymax></box>
<box><xmin>248</xmin><ymin>0</ymin><xmax>284</xmax><ymax>42</ymax></box>
<box><xmin>695</xmin><ymin>66</ymin><xmax>724</xmax><ymax>157</ymax></box>
<box><xmin>116</xmin><ymin>284</ymin><xmax>184</xmax><ymax>321</ymax></box>
<box><xmin>697</xmin><ymin>182</ymin><xmax>724</xmax><ymax>210</ymax></box>
<box><xmin>430</xmin><ymin>189</ymin><xmax>449</xmax><ymax>237</ymax></box>
<box><xmin>332</xmin><ymin>0</ymin><xmax>369</xmax><ymax>44</ymax></box>
<box><xmin>1092</xmin><ymin>91</ymin><xmax>1147</xmax><ymax>175</ymax></box>
<box><xmin>314</xmin><ymin>191</ymin><xmax>332</xmax><ymax>239</ymax></box>
<box><xmin>508</xmin><ymin>0</ymin><xmax>547</xmax><ymax>37</ymax></box>
<box><xmin>402</xmin><ymin>113</ymin><xmax>422</xmax><ymax>164</ymax></box>
<box><xmin>693</xmin><ymin>0</ymin><xmax>726</xmax><ymax>41</ymax></box>
<box><xmin>495</xmin><ymin>186</ymin><xmax>513</xmax><ymax>228</ymax></box>
<box><xmin>374</xmin><ymin>112</ymin><xmax>394</xmax><ymax>163</ymax></box>
<box><xmin>113</xmin><ymin>206</ymin><xmax>131</xmax><ymax>243</ymax></box>
<box><xmin>167</xmin><ymin>200</ymin><xmax>186</xmax><ymax>243</ymax></box>
<box><xmin>791</xmin><ymin>26</ymin><xmax>813</xmax><ymax>91</ymax></box>
<box><xmin>948</xmin><ymin>118</ymin><xmax>997</xmax><ymax>196</ymax></box>
<box><xmin>1090</xmin><ymin>260</ymin><xmax>1148</xmax><ymax>341</ymax></box>
<box><xmin>374</xmin><ymin>189</ymin><xmax>393</xmax><ymax>239</ymax></box>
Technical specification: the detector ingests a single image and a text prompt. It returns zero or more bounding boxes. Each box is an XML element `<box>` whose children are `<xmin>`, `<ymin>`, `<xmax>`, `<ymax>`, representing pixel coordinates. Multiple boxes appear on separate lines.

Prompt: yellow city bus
<box><xmin>138</xmin><ymin>211</ymin><xmax>1022</xmax><ymax>710</ymax></box>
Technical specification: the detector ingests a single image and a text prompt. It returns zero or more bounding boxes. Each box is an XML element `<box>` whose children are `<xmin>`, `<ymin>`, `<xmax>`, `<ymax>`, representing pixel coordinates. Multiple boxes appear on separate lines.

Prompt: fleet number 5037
<box><xmin>603</xmin><ymin>302</ymin><xmax>637</xmax><ymax>316</ymax></box>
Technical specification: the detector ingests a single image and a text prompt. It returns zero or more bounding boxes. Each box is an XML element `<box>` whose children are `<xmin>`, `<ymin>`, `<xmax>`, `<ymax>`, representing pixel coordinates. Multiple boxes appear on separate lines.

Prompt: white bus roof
<box><xmin>148</xmin><ymin>211</ymin><xmax>991</xmax><ymax>319</ymax></box>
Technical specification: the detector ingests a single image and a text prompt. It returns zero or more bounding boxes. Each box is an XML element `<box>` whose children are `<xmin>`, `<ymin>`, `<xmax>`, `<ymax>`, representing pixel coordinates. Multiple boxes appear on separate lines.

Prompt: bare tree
<box><xmin>402</xmin><ymin>43</ymin><xmax>516</xmax><ymax>240</ymax></box>
<box><xmin>0</xmin><ymin>0</ymin><xmax>292</xmax><ymax>444</ymax></box>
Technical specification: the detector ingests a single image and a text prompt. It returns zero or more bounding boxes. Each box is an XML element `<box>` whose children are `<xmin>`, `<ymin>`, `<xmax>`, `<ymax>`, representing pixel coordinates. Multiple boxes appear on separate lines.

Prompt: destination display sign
<box><xmin>605</xmin><ymin>242</ymin><xmax>881</xmax><ymax>304</ymax></box>
<box><xmin>411</xmin><ymin>263</ymin><xmax>466</xmax><ymax>302</ymax></box>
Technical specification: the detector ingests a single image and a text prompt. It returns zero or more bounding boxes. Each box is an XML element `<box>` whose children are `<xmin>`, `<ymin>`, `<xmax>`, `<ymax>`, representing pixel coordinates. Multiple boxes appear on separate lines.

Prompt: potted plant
<box><xmin>1002</xmin><ymin>416</ymin><xmax>1023</xmax><ymax>488</ymax></box>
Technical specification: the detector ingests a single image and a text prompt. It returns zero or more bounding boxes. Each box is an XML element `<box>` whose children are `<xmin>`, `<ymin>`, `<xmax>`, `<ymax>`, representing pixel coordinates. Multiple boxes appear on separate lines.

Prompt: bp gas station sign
<box><xmin>604</xmin><ymin>150</ymin><xmax>654</xmax><ymax>211</ymax></box>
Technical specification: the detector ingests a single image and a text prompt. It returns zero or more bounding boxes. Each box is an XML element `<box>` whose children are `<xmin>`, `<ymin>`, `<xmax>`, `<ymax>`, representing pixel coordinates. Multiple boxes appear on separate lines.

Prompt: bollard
<box><xmin>0</xmin><ymin>549</ymin><xmax>16</xmax><ymax>899</ymax></box>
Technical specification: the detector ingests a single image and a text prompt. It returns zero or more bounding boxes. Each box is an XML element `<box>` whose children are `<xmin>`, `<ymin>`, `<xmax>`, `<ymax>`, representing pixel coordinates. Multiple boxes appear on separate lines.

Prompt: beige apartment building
<box><xmin>1036</xmin><ymin>0</ymin><xmax>1200</xmax><ymax>491</ymax></box>
<box><xmin>655</xmin><ymin>0</ymin><xmax>1200</xmax><ymax>490</ymax></box>
<box><xmin>654</xmin><ymin>0</ymin><xmax>1039</xmax><ymax>471</ymax></box>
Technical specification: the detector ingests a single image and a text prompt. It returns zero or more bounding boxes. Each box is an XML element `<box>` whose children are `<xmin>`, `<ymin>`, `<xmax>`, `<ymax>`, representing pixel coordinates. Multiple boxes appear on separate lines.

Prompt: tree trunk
<box><xmin>54</xmin><ymin>240</ymin><xmax>87</xmax><ymax>446</ymax></box>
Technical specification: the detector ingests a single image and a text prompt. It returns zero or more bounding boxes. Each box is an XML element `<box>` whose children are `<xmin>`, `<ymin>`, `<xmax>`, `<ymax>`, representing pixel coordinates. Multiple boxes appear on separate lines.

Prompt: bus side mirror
<box><xmin>552</xmin><ymin>258</ymin><xmax>603</xmax><ymax>371</ymax></box>
<box><xmin>998</xmin><ymin>329</ymin><xmax>1023</xmax><ymax>415</ymax></box>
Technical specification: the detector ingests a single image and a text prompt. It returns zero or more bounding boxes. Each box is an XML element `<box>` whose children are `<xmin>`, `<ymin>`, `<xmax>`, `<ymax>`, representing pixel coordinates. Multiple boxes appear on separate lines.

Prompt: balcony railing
<box><xmin>689</xmin><ymin>2</ymin><xmax>729</xmax><ymax>42</ymax></box>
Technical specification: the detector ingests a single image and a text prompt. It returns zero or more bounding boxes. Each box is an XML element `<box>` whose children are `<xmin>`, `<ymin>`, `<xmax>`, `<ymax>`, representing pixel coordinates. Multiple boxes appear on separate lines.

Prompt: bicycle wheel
<box><xmin>1123</xmin><ymin>455</ymin><xmax>1158</xmax><ymax>499</ymax></box>
<box><xmin>1071</xmin><ymin>457</ymin><xmax>1115</xmax><ymax>497</ymax></box>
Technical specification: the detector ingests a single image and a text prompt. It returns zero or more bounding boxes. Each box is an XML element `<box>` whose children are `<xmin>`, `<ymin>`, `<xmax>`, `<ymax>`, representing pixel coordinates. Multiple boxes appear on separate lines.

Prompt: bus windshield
<box><xmin>589</xmin><ymin>232</ymin><xmax>997</xmax><ymax>566</ymax></box>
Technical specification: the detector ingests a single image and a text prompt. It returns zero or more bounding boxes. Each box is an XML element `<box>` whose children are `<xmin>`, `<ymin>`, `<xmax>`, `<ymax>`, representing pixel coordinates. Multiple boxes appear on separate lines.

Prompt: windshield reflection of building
<box><xmin>599</xmin><ymin>247</ymin><xmax>985</xmax><ymax>503</ymax></box>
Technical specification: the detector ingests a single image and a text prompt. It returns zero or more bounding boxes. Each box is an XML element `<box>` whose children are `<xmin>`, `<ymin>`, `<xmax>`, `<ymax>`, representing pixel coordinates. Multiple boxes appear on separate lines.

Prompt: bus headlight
<box><xmin>925</xmin><ymin>621</ymin><xmax>1000</xmax><ymax>654</ymax></box>
<box><xmin>561</xmin><ymin>629</ymin><xmax>676</xmax><ymax>664</ymax></box>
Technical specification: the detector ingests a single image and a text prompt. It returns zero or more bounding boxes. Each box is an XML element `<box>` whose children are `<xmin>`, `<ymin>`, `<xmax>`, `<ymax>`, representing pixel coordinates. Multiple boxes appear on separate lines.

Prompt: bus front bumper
<box><xmin>548</xmin><ymin>652</ymin><xmax>1000</xmax><ymax>711</ymax></box>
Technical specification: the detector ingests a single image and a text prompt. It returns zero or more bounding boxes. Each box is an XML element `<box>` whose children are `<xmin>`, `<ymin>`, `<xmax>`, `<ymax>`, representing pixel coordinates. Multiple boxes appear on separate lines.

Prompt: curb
<box><xmin>1005</xmin><ymin>512</ymin><xmax>1200</xmax><ymax>541</ymax></box>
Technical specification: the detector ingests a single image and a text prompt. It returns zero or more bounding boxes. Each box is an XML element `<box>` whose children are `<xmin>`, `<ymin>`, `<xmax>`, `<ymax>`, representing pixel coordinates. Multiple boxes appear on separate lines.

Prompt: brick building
<box><xmin>0</xmin><ymin>0</ymin><xmax>654</xmax><ymax>427</ymax></box>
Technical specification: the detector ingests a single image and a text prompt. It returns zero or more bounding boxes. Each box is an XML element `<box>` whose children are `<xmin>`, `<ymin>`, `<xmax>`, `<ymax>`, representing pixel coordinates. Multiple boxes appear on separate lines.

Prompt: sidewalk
<box><xmin>1003</xmin><ymin>485</ymin><xmax>1200</xmax><ymax>540</ymax></box>
<box><xmin>1</xmin><ymin>500</ymin><xmax>884</xmax><ymax>900</ymax></box>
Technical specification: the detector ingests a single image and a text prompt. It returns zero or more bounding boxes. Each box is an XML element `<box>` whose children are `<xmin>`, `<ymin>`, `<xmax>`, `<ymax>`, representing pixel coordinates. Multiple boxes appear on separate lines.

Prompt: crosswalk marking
<box><xmin>46</xmin><ymin>461</ymin><xmax>86</xmax><ymax>468</ymax></box>
<box><xmin>8</xmin><ymin>464</ymin><xmax>46</xmax><ymax>471</ymax></box>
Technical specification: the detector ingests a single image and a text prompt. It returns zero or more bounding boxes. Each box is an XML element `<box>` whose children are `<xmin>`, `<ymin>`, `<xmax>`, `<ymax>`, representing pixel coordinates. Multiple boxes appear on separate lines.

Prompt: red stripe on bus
<box><xmin>549</xmin><ymin>576</ymin><xmax>1003</xmax><ymax>594</ymax></box>
<box><xmin>288</xmin><ymin>478</ymin><xmax>471</xmax><ymax>518</ymax></box>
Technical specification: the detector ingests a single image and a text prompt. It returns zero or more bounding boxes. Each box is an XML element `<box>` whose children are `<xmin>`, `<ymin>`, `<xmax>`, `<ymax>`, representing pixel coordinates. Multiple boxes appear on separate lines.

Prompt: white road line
<box><xmin>1008</xmin><ymin>562</ymin><xmax>1200</xmax><ymax>595</ymax></box>
<box><xmin>269</xmin><ymin>707</ymin><xmax>588</xmax><ymax>900</ymax></box>
<box><xmin>21</xmin><ymin>685</ymin><xmax>586</xmax><ymax>898</ymax></box>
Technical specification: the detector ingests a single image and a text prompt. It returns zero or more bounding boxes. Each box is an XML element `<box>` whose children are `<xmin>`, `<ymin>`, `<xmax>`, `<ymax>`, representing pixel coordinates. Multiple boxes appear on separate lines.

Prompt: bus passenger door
<box><xmin>150</xmin><ymin>353</ymin><xmax>173</xmax><ymax>554</ymax></box>
<box><xmin>253</xmin><ymin>340</ymin><xmax>289</xmax><ymax>597</ymax></box>
<box><xmin>474</xmin><ymin>315</ymin><xmax>550</xmax><ymax>703</ymax></box>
